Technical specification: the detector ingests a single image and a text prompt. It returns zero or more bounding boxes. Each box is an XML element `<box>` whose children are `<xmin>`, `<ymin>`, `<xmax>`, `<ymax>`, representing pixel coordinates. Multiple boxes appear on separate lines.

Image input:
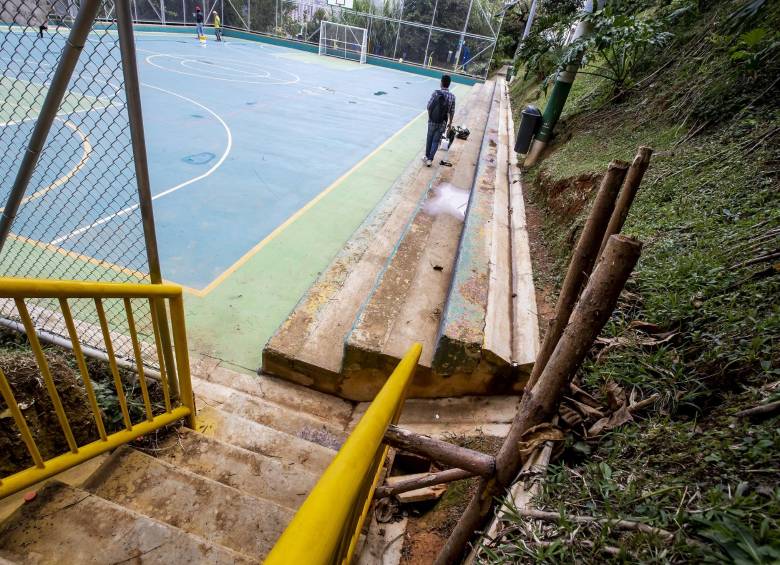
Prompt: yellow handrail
<box><xmin>265</xmin><ymin>342</ymin><xmax>422</xmax><ymax>565</ymax></box>
<box><xmin>0</xmin><ymin>278</ymin><xmax>195</xmax><ymax>499</ymax></box>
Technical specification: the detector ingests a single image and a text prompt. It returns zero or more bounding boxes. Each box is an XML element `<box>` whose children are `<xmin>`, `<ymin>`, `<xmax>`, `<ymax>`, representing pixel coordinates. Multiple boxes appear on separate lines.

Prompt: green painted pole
<box><xmin>524</xmin><ymin>0</ymin><xmax>596</xmax><ymax>166</ymax></box>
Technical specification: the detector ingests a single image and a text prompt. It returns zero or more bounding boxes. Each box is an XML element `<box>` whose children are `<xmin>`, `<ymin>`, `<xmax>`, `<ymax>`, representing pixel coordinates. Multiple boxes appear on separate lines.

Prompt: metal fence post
<box><xmin>0</xmin><ymin>0</ymin><xmax>103</xmax><ymax>254</ymax></box>
<box><xmin>116</xmin><ymin>0</ymin><xmax>180</xmax><ymax>399</ymax></box>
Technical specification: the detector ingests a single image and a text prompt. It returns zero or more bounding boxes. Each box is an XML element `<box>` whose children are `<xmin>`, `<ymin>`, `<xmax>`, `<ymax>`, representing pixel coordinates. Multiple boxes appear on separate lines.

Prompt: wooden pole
<box><xmin>526</xmin><ymin>161</ymin><xmax>628</xmax><ymax>390</ymax></box>
<box><xmin>383</xmin><ymin>425</ymin><xmax>495</xmax><ymax>478</ymax></box>
<box><xmin>598</xmin><ymin>147</ymin><xmax>653</xmax><ymax>255</ymax></box>
<box><xmin>374</xmin><ymin>468</ymin><xmax>475</xmax><ymax>499</ymax></box>
<box><xmin>435</xmin><ymin>235</ymin><xmax>642</xmax><ymax>565</ymax></box>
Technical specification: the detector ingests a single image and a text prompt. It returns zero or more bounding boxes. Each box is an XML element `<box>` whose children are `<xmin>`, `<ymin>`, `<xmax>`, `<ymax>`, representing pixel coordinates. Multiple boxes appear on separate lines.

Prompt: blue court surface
<box><xmin>1</xmin><ymin>28</ymin><xmax>439</xmax><ymax>289</ymax></box>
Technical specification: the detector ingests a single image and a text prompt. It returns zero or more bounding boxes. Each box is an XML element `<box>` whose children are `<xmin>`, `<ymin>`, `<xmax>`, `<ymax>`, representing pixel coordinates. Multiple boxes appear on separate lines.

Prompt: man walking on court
<box><xmin>212</xmin><ymin>11</ymin><xmax>222</xmax><ymax>41</ymax></box>
<box><xmin>194</xmin><ymin>6</ymin><xmax>205</xmax><ymax>39</ymax></box>
<box><xmin>424</xmin><ymin>74</ymin><xmax>455</xmax><ymax>167</ymax></box>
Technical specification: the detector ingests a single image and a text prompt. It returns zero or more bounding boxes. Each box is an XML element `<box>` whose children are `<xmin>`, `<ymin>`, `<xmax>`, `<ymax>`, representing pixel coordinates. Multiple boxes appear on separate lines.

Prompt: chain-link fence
<box><xmin>0</xmin><ymin>0</ymin><xmax>159</xmax><ymax>368</ymax></box>
<box><xmin>111</xmin><ymin>0</ymin><xmax>504</xmax><ymax>78</ymax></box>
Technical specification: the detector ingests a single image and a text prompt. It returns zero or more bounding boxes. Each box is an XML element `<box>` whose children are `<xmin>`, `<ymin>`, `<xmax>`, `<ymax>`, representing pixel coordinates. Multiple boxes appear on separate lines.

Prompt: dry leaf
<box><xmin>604</xmin><ymin>380</ymin><xmax>627</xmax><ymax>411</ymax></box>
<box><xmin>569</xmin><ymin>383</ymin><xmax>602</xmax><ymax>408</ymax></box>
<box><xmin>517</xmin><ymin>423</ymin><xmax>565</xmax><ymax>459</ymax></box>
<box><xmin>629</xmin><ymin>320</ymin><xmax>663</xmax><ymax>334</ymax></box>
<box><xmin>563</xmin><ymin>396</ymin><xmax>606</xmax><ymax>421</ymax></box>
<box><xmin>588</xmin><ymin>404</ymin><xmax>634</xmax><ymax>437</ymax></box>
<box><xmin>559</xmin><ymin>404</ymin><xmax>583</xmax><ymax>428</ymax></box>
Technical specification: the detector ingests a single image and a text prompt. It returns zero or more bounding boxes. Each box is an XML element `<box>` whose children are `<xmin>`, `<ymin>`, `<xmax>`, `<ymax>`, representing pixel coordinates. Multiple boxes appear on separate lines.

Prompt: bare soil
<box><xmin>398</xmin><ymin>434</ymin><xmax>503</xmax><ymax>563</ymax></box>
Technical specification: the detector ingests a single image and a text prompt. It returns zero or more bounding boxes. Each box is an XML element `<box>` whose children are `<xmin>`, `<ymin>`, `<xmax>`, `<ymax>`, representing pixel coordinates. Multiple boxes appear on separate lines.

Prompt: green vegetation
<box><xmin>481</xmin><ymin>0</ymin><xmax>780</xmax><ymax>561</ymax></box>
<box><xmin>0</xmin><ymin>328</ymin><xmax>168</xmax><ymax>475</ymax></box>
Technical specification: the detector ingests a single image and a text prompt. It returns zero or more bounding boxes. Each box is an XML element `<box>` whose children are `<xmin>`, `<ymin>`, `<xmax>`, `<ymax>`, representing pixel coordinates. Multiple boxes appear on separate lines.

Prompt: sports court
<box><xmin>0</xmin><ymin>25</ymin><xmax>472</xmax><ymax>371</ymax></box>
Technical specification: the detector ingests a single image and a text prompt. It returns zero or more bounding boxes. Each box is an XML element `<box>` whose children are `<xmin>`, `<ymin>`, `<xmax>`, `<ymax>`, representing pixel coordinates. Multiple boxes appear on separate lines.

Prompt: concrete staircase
<box><xmin>0</xmin><ymin>360</ymin><xmax>521</xmax><ymax>563</ymax></box>
<box><xmin>263</xmin><ymin>77</ymin><xmax>538</xmax><ymax>401</ymax></box>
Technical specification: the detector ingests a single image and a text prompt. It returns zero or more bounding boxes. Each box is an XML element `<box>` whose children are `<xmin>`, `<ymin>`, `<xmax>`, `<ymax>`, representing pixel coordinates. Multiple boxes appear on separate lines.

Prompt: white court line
<box><xmin>50</xmin><ymin>83</ymin><xmax>232</xmax><ymax>245</ymax></box>
<box><xmin>144</xmin><ymin>52</ymin><xmax>300</xmax><ymax>85</ymax></box>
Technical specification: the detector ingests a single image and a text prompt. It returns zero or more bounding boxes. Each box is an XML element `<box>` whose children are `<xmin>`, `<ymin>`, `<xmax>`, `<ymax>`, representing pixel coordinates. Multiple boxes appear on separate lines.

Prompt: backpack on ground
<box><xmin>428</xmin><ymin>90</ymin><xmax>449</xmax><ymax>124</ymax></box>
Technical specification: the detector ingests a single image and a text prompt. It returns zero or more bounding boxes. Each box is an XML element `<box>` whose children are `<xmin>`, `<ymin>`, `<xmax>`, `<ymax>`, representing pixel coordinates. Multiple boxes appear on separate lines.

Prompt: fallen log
<box><xmin>383</xmin><ymin>425</ymin><xmax>495</xmax><ymax>478</ymax></box>
<box><xmin>374</xmin><ymin>468</ymin><xmax>475</xmax><ymax>499</ymax></box>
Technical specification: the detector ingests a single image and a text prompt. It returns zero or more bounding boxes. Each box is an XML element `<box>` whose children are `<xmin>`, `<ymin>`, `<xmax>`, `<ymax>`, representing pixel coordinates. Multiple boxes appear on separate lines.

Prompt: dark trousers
<box><xmin>425</xmin><ymin>122</ymin><xmax>447</xmax><ymax>161</ymax></box>
<box><xmin>215</xmin><ymin>28</ymin><xmax>222</xmax><ymax>41</ymax></box>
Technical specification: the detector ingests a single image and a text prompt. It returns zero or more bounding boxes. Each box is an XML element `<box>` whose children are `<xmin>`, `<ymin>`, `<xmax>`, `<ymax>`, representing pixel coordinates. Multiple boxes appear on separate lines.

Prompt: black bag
<box><xmin>428</xmin><ymin>90</ymin><xmax>449</xmax><ymax>124</ymax></box>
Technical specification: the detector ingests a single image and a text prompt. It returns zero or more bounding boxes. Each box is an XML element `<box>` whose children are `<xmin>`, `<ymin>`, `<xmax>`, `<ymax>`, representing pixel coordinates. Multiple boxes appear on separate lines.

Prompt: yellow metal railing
<box><xmin>0</xmin><ymin>278</ymin><xmax>195</xmax><ymax>499</ymax></box>
<box><xmin>265</xmin><ymin>343</ymin><xmax>422</xmax><ymax>565</ymax></box>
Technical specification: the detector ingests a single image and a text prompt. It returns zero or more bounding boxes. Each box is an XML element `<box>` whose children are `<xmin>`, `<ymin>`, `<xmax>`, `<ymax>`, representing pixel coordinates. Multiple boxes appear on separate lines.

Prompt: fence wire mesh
<box><xmin>121</xmin><ymin>0</ymin><xmax>502</xmax><ymax>78</ymax></box>
<box><xmin>0</xmin><ymin>0</ymin><xmax>158</xmax><ymax>369</ymax></box>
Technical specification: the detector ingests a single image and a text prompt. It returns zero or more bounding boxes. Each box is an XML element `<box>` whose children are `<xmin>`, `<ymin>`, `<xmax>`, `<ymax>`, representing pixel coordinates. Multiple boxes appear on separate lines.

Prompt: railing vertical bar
<box><xmin>123</xmin><ymin>298</ymin><xmax>154</xmax><ymax>422</ymax></box>
<box><xmin>94</xmin><ymin>298</ymin><xmax>133</xmax><ymax>431</ymax></box>
<box><xmin>168</xmin><ymin>296</ymin><xmax>196</xmax><ymax>429</ymax></box>
<box><xmin>58</xmin><ymin>297</ymin><xmax>108</xmax><ymax>441</ymax></box>
<box><xmin>148</xmin><ymin>297</ymin><xmax>172</xmax><ymax>413</ymax></box>
<box><xmin>14</xmin><ymin>298</ymin><xmax>78</xmax><ymax>454</ymax></box>
<box><xmin>0</xmin><ymin>367</ymin><xmax>45</xmax><ymax>468</ymax></box>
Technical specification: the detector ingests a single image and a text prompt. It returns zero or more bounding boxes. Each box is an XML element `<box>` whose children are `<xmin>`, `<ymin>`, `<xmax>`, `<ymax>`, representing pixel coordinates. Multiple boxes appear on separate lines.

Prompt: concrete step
<box><xmin>154</xmin><ymin>427</ymin><xmax>320</xmax><ymax>512</ymax></box>
<box><xmin>84</xmin><ymin>446</ymin><xmax>294</xmax><ymax>559</ymax></box>
<box><xmin>193</xmin><ymin>376</ymin><xmax>346</xmax><ymax>450</ymax></box>
<box><xmin>349</xmin><ymin>395</ymin><xmax>519</xmax><ymax>438</ymax></box>
<box><xmin>197</xmin><ymin>405</ymin><xmax>336</xmax><ymax>473</ymax></box>
<box><xmin>433</xmin><ymin>76</ymin><xmax>526</xmax><ymax>393</ymax></box>
<box><xmin>340</xmin><ymin>80</ymin><xmax>498</xmax><ymax>400</ymax></box>
<box><xmin>193</xmin><ymin>357</ymin><xmax>354</xmax><ymax>427</ymax></box>
<box><xmin>262</xmin><ymin>86</ymin><xmax>483</xmax><ymax>399</ymax></box>
<box><xmin>505</xmin><ymin>83</ymin><xmax>540</xmax><ymax>372</ymax></box>
<box><xmin>0</xmin><ymin>481</ymin><xmax>253</xmax><ymax>564</ymax></box>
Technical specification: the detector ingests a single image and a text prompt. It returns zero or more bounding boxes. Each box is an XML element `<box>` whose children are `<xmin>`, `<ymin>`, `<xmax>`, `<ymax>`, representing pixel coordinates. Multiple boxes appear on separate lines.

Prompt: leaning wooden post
<box><xmin>526</xmin><ymin>161</ymin><xmax>629</xmax><ymax>390</ymax></box>
<box><xmin>598</xmin><ymin>147</ymin><xmax>653</xmax><ymax>255</ymax></box>
<box><xmin>435</xmin><ymin>235</ymin><xmax>643</xmax><ymax>565</ymax></box>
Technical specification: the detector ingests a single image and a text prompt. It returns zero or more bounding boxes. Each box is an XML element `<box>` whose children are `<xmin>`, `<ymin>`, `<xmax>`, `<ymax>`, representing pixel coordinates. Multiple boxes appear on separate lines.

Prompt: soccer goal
<box><xmin>319</xmin><ymin>21</ymin><xmax>368</xmax><ymax>64</ymax></box>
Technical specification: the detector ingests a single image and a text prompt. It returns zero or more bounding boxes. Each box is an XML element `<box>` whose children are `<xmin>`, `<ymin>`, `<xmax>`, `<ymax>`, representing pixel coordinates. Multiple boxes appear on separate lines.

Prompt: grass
<box><xmin>480</xmin><ymin>1</ymin><xmax>780</xmax><ymax>561</ymax></box>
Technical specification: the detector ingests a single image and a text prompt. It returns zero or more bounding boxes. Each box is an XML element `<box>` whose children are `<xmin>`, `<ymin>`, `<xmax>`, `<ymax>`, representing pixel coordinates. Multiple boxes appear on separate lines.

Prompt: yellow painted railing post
<box><xmin>169</xmin><ymin>295</ymin><xmax>196</xmax><ymax>429</ymax></box>
<box><xmin>265</xmin><ymin>343</ymin><xmax>422</xmax><ymax>565</ymax></box>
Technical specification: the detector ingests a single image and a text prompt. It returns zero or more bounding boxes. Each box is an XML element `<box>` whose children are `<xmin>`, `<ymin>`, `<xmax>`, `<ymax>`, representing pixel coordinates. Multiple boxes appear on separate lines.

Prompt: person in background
<box><xmin>212</xmin><ymin>10</ymin><xmax>222</xmax><ymax>41</ymax></box>
<box><xmin>423</xmin><ymin>74</ymin><xmax>456</xmax><ymax>167</ymax></box>
<box><xmin>194</xmin><ymin>6</ymin><xmax>204</xmax><ymax>39</ymax></box>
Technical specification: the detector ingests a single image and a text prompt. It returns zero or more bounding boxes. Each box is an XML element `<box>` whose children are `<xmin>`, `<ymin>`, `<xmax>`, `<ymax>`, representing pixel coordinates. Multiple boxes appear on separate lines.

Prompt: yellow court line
<box><xmin>5</xmin><ymin>233</ymin><xmax>203</xmax><ymax>296</ymax></box>
<box><xmin>1</xmin><ymin>119</ymin><xmax>93</xmax><ymax>211</ymax></box>
<box><xmin>193</xmin><ymin>109</ymin><xmax>428</xmax><ymax>297</ymax></box>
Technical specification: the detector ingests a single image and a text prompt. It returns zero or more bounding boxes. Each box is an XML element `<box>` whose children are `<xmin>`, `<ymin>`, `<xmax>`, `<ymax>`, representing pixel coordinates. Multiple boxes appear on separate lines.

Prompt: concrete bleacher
<box><xmin>262</xmin><ymin>76</ymin><xmax>538</xmax><ymax>400</ymax></box>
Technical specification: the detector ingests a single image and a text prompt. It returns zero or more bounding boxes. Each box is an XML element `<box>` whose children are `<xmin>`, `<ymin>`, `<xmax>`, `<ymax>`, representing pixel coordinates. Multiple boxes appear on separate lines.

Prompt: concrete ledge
<box><xmin>433</xmin><ymin>78</ymin><xmax>509</xmax><ymax>376</ymax></box>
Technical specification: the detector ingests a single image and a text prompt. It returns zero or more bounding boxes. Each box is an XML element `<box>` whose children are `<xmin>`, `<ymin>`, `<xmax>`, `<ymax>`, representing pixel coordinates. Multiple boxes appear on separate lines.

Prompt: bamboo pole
<box><xmin>526</xmin><ymin>160</ymin><xmax>628</xmax><ymax>390</ymax></box>
<box><xmin>598</xmin><ymin>147</ymin><xmax>653</xmax><ymax>255</ymax></box>
<box><xmin>374</xmin><ymin>468</ymin><xmax>475</xmax><ymax>499</ymax></box>
<box><xmin>435</xmin><ymin>235</ymin><xmax>642</xmax><ymax>565</ymax></box>
<box><xmin>383</xmin><ymin>425</ymin><xmax>495</xmax><ymax>478</ymax></box>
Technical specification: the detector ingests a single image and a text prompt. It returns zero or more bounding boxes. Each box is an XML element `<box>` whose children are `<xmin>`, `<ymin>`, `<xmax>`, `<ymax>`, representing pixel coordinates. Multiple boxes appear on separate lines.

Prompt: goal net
<box><xmin>319</xmin><ymin>21</ymin><xmax>368</xmax><ymax>64</ymax></box>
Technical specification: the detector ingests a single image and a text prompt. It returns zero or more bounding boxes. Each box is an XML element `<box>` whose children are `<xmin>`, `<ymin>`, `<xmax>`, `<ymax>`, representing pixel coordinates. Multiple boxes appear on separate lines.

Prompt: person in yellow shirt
<box><xmin>212</xmin><ymin>11</ymin><xmax>222</xmax><ymax>41</ymax></box>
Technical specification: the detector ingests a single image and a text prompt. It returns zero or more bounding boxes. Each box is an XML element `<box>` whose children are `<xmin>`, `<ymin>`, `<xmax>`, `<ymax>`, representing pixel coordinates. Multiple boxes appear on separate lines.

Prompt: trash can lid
<box><xmin>522</xmin><ymin>105</ymin><xmax>542</xmax><ymax>116</ymax></box>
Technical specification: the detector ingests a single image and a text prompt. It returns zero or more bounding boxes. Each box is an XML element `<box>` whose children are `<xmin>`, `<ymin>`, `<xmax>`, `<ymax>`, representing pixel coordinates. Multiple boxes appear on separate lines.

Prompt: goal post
<box><xmin>318</xmin><ymin>21</ymin><xmax>368</xmax><ymax>64</ymax></box>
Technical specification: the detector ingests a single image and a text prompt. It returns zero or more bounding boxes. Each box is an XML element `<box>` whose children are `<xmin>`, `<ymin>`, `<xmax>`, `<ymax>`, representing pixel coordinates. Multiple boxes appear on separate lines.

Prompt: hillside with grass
<box><xmin>479</xmin><ymin>0</ymin><xmax>780</xmax><ymax>561</ymax></box>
